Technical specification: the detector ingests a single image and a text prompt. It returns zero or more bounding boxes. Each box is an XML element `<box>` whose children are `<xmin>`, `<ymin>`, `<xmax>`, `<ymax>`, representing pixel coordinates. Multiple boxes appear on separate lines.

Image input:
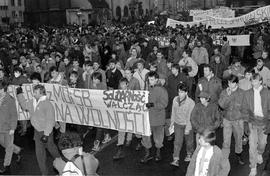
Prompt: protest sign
<box><xmin>8</xmin><ymin>84</ymin><xmax>151</xmax><ymax>136</ymax></box>
<box><xmin>167</xmin><ymin>5</ymin><xmax>270</xmax><ymax>29</ymax></box>
<box><xmin>212</xmin><ymin>35</ymin><xmax>250</xmax><ymax>46</ymax></box>
<box><xmin>191</xmin><ymin>7</ymin><xmax>235</xmax><ymax>21</ymax></box>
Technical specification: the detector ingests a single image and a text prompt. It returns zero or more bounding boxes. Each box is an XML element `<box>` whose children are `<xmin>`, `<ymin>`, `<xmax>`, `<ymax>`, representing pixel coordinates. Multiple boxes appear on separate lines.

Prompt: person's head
<box><xmin>33</xmin><ymin>84</ymin><xmax>46</xmax><ymax>100</ymax></box>
<box><xmin>213</xmin><ymin>47</ymin><xmax>220</xmax><ymax>55</ymax></box>
<box><xmin>198</xmin><ymin>91</ymin><xmax>211</xmax><ymax>105</ymax></box>
<box><xmin>73</xmin><ymin>59</ymin><xmax>80</xmax><ymax>68</ymax></box>
<box><xmin>36</xmin><ymin>65</ymin><xmax>42</xmax><ymax>73</ymax></box>
<box><xmin>119</xmin><ymin>78</ymin><xmax>129</xmax><ymax>90</ymax></box>
<box><xmin>177</xmin><ymin>82</ymin><xmax>188</xmax><ymax>101</ymax></box>
<box><xmin>55</xmin><ymin>53</ymin><xmax>62</xmax><ymax>62</ymax></box>
<box><xmin>0</xmin><ymin>69</ymin><xmax>5</xmax><ymax>80</ymax></box>
<box><xmin>49</xmin><ymin>66</ymin><xmax>58</xmax><ymax>79</ymax></box>
<box><xmin>232</xmin><ymin>58</ymin><xmax>241</xmax><ymax>67</ymax></box>
<box><xmin>256</xmin><ymin>58</ymin><xmax>264</xmax><ymax>69</ymax></box>
<box><xmin>0</xmin><ymin>80</ymin><xmax>8</xmax><ymax>95</ymax></box>
<box><xmin>198</xmin><ymin>129</ymin><xmax>216</xmax><ymax>147</ymax></box>
<box><xmin>111</xmin><ymin>52</ymin><xmax>117</xmax><ymax>59</ymax></box>
<box><xmin>84</xmin><ymin>61</ymin><xmax>93</xmax><ymax>72</ymax></box>
<box><xmin>58</xmin><ymin>131</ymin><xmax>83</xmax><ymax>156</ymax></box>
<box><xmin>153</xmin><ymin>46</ymin><xmax>158</xmax><ymax>53</ymax></box>
<box><xmin>30</xmin><ymin>72</ymin><xmax>42</xmax><ymax>84</ymax></box>
<box><xmin>64</xmin><ymin>57</ymin><xmax>70</xmax><ymax>66</ymax></box>
<box><xmin>170</xmin><ymin>40</ymin><xmax>176</xmax><ymax>48</ymax></box>
<box><xmin>12</xmin><ymin>58</ymin><xmax>18</xmax><ymax>65</ymax></box>
<box><xmin>124</xmin><ymin>68</ymin><xmax>133</xmax><ymax>80</ymax></box>
<box><xmin>223</xmin><ymin>36</ymin><xmax>228</xmax><ymax>43</ymax></box>
<box><xmin>244</xmin><ymin>67</ymin><xmax>254</xmax><ymax>80</ymax></box>
<box><xmin>92</xmin><ymin>72</ymin><xmax>102</xmax><ymax>84</ymax></box>
<box><xmin>262</xmin><ymin>50</ymin><xmax>268</xmax><ymax>59</ymax></box>
<box><xmin>251</xmin><ymin>73</ymin><xmax>263</xmax><ymax>88</ymax></box>
<box><xmin>156</xmin><ymin>51</ymin><xmax>163</xmax><ymax>60</ymax></box>
<box><xmin>20</xmin><ymin>56</ymin><xmax>27</xmax><ymax>66</ymax></box>
<box><xmin>69</xmin><ymin>71</ymin><xmax>78</xmax><ymax>83</ymax></box>
<box><xmin>203</xmin><ymin>64</ymin><xmax>213</xmax><ymax>77</ymax></box>
<box><xmin>131</xmin><ymin>48</ymin><xmax>137</xmax><ymax>58</ymax></box>
<box><xmin>182</xmin><ymin>49</ymin><xmax>191</xmax><ymax>58</ymax></box>
<box><xmin>148</xmin><ymin>71</ymin><xmax>159</xmax><ymax>87</ymax></box>
<box><xmin>13</xmin><ymin>67</ymin><xmax>23</xmax><ymax>78</ymax></box>
<box><xmin>171</xmin><ymin>64</ymin><xmax>180</xmax><ymax>76</ymax></box>
<box><xmin>116</xmin><ymin>60</ymin><xmax>122</xmax><ymax>70</ymax></box>
<box><xmin>227</xmin><ymin>75</ymin><xmax>239</xmax><ymax>90</ymax></box>
<box><xmin>108</xmin><ymin>59</ymin><xmax>116</xmax><ymax>70</ymax></box>
<box><xmin>136</xmin><ymin>60</ymin><xmax>145</xmax><ymax>71</ymax></box>
<box><xmin>197</xmin><ymin>41</ymin><xmax>202</xmax><ymax>47</ymax></box>
<box><xmin>93</xmin><ymin>60</ymin><xmax>100</xmax><ymax>71</ymax></box>
<box><xmin>149</xmin><ymin>62</ymin><xmax>158</xmax><ymax>72</ymax></box>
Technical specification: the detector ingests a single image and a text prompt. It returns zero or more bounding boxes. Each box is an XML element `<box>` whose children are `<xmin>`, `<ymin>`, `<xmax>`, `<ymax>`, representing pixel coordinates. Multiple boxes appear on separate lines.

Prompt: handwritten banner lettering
<box><xmin>8</xmin><ymin>84</ymin><xmax>151</xmax><ymax>136</ymax></box>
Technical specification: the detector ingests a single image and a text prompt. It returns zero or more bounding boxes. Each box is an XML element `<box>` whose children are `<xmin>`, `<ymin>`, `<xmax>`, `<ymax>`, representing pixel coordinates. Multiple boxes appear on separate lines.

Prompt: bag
<box><xmin>62</xmin><ymin>154</ymin><xmax>87</xmax><ymax>176</ymax></box>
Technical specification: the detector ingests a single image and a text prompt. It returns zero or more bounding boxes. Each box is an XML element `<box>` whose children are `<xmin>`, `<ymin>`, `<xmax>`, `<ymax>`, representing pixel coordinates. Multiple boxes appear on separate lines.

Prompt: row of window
<box><xmin>12</xmin><ymin>11</ymin><xmax>23</xmax><ymax>17</ymax></box>
<box><xmin>11</xmin><ymin>0</ymin><xmax>22</xmax><ymax>6</ymax></box>
<box><xmin>0</xmin><ymin>6</ymin><xmax>8</xmax><ymax>10</ymax></box>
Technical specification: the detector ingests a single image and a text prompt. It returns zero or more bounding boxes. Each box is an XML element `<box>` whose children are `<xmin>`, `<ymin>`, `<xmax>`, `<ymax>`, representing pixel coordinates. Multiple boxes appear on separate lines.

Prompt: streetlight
<box><xmin>76</xmin><ymin>10</ymin><xmax>82</xmax><ymax>26</ymax></box>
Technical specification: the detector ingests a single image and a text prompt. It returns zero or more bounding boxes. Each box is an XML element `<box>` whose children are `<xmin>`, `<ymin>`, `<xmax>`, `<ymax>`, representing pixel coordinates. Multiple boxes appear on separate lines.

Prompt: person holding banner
<box><xmin>140</xmin><ymin>71</ymin><xmax>168</xmax><ymax>163</ymax></box>
<box><xmin>0</xmin><ymin>80</ymin><xmax>23</xmax><ymax>174</ymax></box>
<box><xmin>16</xmin><ymin>84</ymin><xmax>60</xmax><ymax>175</ymax></box>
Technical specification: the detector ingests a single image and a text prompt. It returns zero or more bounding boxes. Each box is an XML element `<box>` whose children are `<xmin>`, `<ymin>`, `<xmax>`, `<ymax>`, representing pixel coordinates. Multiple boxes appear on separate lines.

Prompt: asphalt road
<box><xmin>0</xmin><ymin>127</ymin><xmax>269</xmax><ymax>176</ymax></box>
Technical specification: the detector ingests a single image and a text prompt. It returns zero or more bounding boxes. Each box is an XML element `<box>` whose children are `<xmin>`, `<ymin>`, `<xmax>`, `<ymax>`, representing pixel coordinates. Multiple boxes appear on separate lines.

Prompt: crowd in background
<box><xmin>0</xmin><ymin>18</ymin><xmax>270</xmax><ymax>176</ymax></box>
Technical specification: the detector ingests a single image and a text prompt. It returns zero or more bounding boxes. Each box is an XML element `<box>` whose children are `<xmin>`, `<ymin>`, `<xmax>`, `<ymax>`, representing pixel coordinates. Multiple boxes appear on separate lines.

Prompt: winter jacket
<box><xmin>218</xmin><ymin>88</ymin><xmax>245</xmax><ymax>121</ymax></box>
<box><xmin>168</xmin><ymin>46</ymin><xmax>183</xmax><ymax>64</ymax></box>
<box><xmin>10</xmin><ymin>75</ymin><xmax>29</xmax><ymax>85</ymax></box>
<box><xmin>17</xmin><ymin>95</ymin><xmax>55</xmax><ymax>136</ymax></box>
<box><xmin>0</xmin><ymin>93</ymin><xmax>17</xmax><ymax>132</ymax></box>
<box><xmin>241</xmin><ymin>87</ymin><xmax>270</xmax><ymax>126</ymax></box>
<box><xmin>179</xmin><ymin>57</ymin><xmax>198</xmax><ymax>77</ymax></box>
<box><xmin>195</xmin><ymin>76</ymin><xmax>222</xmax><ymax>103</ymax></box>
<box><xmin>171</xmin><ymin>96</ymin><xmax>195</xmax><ymax>132</ymax></box>
<box><xmin>148</xmin><ymin>85</ymin><xmax>168</xmax><ymax>126</ymax></box>
<box><xmin>192</xmin><ymin>46</ymin><xmax>209</xmax><ymax>65</ymax></box>
<box><xmin>191</xmin><ymin>102</ymin><xmax>221</xmax><ymax>133</ymax></box>
<box><xmin>128</xmin><ymin>77</ymin><xmax>140</xmax><ymax>90</ymax></box>
<box><xmin>210</xmin><ymin>61</ymin><xmax>227</xmax><ymax>79</ymax></box>
<box><xmin>186</xmin><ymin>145</ymin><xmax>230</xmax><ymax>176</ymax></box>
<box><xmin>254</xmin><ymin>66</ymin><xmax>270</xmax><ymax>88</ymax></box>
<box><xmin>106</xmin><ymin>69</ymin><xmax>123</xmax><ymax>89</ymax></box>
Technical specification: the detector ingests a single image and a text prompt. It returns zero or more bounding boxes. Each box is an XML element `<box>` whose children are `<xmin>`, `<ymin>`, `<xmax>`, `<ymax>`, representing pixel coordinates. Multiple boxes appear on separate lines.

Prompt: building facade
<box><xmin>0</xmin><ymin>0</ymin><xmax>25</xmax><ymax>26</ymax></box>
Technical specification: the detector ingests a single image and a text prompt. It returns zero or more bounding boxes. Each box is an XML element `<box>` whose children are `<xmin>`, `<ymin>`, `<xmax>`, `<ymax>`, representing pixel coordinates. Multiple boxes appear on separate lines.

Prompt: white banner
<box><xmin>191</xmin><ymin>7</ymin><xmax>235</xmax><ymax>21</ymax></box>
<box><xmin>167</xmin><ymin>5</ymin><xmax>270</xmax><ymax>29</ymax></box>
<box><xmin>8</xmin><ymin>84</ymin><xmax>151</xmax><ymax>136</ymax></box>
<box><xmin>212</xmin><ymin>35</ymin><xmax>250</xmax><ymax>46</ymax></box>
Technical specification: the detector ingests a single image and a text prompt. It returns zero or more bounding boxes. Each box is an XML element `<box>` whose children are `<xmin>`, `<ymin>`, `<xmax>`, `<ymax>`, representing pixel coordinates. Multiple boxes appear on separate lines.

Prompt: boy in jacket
<box><xmin>170</xmin><ymin>82</ymin><xmax>195</xmax><ymax>167</ymax></box>
<box><xmin>218</xmin><ymin>75</ymin><xmax>245</xmax><ymax>165</ymax></box>
<box><xmin>141</xmin><ymin>71</ymin><xmax>168</xmax><ymax>163</ymax></box>
<box><xmin>17</xmin><ymin>84</ymin><xmax>60</xmax><ymax>175</ymax></box>
<box><xmin>241</xmin><ymin>73</ymin><xmax>270</xmax><ymax>176</ymax></box>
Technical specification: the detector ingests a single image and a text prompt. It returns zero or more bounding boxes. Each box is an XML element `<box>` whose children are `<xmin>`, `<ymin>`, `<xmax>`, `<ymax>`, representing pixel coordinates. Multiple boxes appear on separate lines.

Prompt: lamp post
<box><xmin>77</xmin><ymin>10</ymin><xmax>82</xmax><ymax>26</ymax></box>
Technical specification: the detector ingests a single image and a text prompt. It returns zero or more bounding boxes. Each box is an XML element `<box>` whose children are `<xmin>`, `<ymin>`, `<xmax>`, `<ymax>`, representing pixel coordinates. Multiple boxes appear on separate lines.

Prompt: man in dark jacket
<box><xmin>106</xmin><ymin>59</ymin><xmax>123</xmax><ymax>90</ymax></box>
<box><xmin>141</xmin><ymin>71</ymin><xmax>168</xmax><ymax>163</ymax></box>
<box><xmin>0</xmin><ymin>81</ymin><xmax>22</xmax><ymax>174</ymax></box>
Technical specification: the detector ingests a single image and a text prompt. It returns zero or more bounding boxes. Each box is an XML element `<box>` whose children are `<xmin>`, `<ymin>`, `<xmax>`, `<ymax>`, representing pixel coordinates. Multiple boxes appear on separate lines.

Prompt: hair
<box><xmin>227</xmin><ymin>74</ymin><xmax>239</xmax><ymax>84</ymax></box>
<box><xmin>149</xmin><ymin>61</ymin><xmax>158</xmax><ymax>69</ymax></box>
<box><xmin>148</xmin><ymin>71</ymin><xmax>159</xmax><ymax>79</ymax></box>
<box><xmin>198</xmin><ymin>129</ymin><xmax>216</xmax><ymax>146</ymax></box>
<box><xmin>30</xmin><ymin>72</ymin><xmax>42</xmax><ymax>82</ymax></box>
<box><xmin>58</xmin><ymin>131</ymin><xmax>82</xmax><ymax>151</ymax></box>
<box><xmin>0</xmin><ymin>80</ymin><xmax>9</xmax><ymax>92</ymax></box>
<box><xmin>171</xmin><ymin>64</ymin><xmax>180</xmax><ymax>72</ymax></box>
<box><xmin>251</xmin><ymin>73</ymin><xmax>263</xmax><ymax>82</ymax></box>
<box><xmin>223</xmin><ymin>36</ymin><xmax>228</xmax><ymax>42</ymax></box>
<box><xmin>33</xmin><ymin>84</ymin><xmax>46</xmax><ymax>95</ymax></box>
<box><xmin>13</xmin><ymin>66</ymin><xmax>23</xmax><ymax>74</ymax></box>
<box><xmin>244</xmin><ymin>67</ymin><xmax>255</xmax><ymax>74</ymax></box>
<box><xmin>108</xmin><ymin>59</ymin><xmax>117</xmax><ymax>64</ymax></box>
<box><xmin>183</xmin><ymin>49</ymin><xmax>191</xmax><ymax>56</ymax></box>
<box><xmin>203</xmin><ymin>64</ymin><xmax>213</xmax><ymax>73</ymax></box>
<box><xmin>91</xmin><ymin>72</ymin><xmax>102</xmax><ymax>82</ymax></box>
<box><xmin>119</xmin><ymin>77</ymin><xmax>129</xmax><ymax>85</ymax></box>
<box><xmin>49</xmin><ymin>66</ymin><xmax>58</xmax><ymax>73</ymax></box>
<box><xmin>70</xmin><ymin>71</ymin><xmax>78</xmax><ymax>77</ymax></box>
<box><xmin>177</xmin><ymin>82</ymin><xmax>189</xmax><ymax>93</ymax></box>
<box><xmin>125</xmin><ymin>67</ymin><xmax>134</xmax><ymax>73</ymax></box>
<box><xmin>84</xmin><ymin>61</ymin><xmax>93</xmax><ymax>67</ymax></box>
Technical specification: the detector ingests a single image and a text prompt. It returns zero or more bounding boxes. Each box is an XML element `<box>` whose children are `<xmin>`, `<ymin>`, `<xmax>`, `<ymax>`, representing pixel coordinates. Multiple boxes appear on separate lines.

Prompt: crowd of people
<box><xmin>0</xmin><ymin>18</ymin><xmax>270</xmax><ymax>176</ymax></box>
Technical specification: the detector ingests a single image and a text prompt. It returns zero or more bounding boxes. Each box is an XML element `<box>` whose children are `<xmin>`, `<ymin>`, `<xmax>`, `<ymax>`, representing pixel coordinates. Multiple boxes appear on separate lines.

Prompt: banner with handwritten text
<box><xmin>8</xmin><ymin>84</ymin><xmax>151</xmax><ymax>136</ymax></box>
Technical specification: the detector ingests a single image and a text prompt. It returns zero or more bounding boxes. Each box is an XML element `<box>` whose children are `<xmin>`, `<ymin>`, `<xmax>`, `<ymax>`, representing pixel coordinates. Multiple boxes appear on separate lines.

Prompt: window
<box><xmin>18</xmin><ymin>0</ymin><xmax>21</xmax><ymax>6</ymax></box>
<box><xmin>11</xmin><ymin>0</ymin><xmax>15</xmax><ymax>6</ymax></box>
<box><xmin>12</xmin><ymin>11</ymin><xmax>16</xmax><ymax>17</ymax></box>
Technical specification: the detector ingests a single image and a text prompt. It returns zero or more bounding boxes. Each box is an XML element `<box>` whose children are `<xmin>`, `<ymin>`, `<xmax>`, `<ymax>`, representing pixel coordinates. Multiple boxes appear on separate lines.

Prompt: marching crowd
<box><xmin>0</xmin><ymin>19</ymin><xmax>270</xmax><ymax>176</ymax></box>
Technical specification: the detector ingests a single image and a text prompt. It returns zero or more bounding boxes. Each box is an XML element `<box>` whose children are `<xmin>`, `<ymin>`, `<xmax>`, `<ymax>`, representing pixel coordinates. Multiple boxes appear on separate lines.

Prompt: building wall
<box><xmin>0</xmin><ymin>0</ymin><xmax>25</xmax><ymax>26</ymax></box>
